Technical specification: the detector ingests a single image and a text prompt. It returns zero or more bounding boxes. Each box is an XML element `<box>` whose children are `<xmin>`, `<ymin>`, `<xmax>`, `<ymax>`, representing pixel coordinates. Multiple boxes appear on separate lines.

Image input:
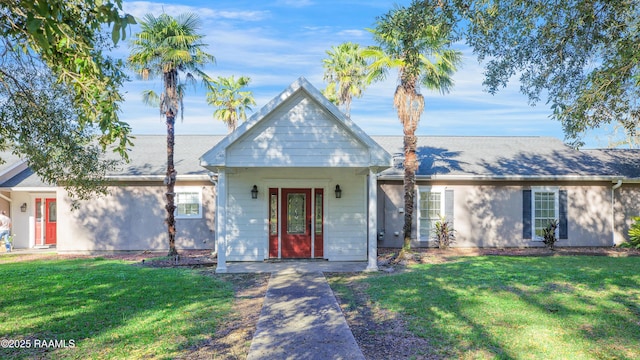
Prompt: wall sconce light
<box><xmin>251</xmin><ymin>185</ymin><xmax>259</xmax><ymax>199</ymax></box>
<box><xmin>20</xmin><ymin>203</ymin><xmax>27</xmax><ymax>212</ymax></box>
<box><xmin>335</xmin><ymin>184</ymin><xmax>342</xmax><ymax>199</ymax></box>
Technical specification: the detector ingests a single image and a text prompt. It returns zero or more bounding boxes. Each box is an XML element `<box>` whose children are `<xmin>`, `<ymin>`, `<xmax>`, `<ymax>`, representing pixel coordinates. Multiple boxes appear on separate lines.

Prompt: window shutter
<box><xmin>445</xmin><ymin>189</ymin><xmax>454</xmax><ymax>228</ymax></box>
<box><xmin>523</xmin><ymin>190</ymin><xmax>532</xmax><ymax>239</ymax></box>
<box><xmin>559</xmin><ymin>190</ymin><xmax>568</xmax><ymax>239</ymax></box>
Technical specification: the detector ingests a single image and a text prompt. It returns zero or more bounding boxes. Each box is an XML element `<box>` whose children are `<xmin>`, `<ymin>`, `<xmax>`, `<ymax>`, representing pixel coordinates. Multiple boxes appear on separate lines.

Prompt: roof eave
<box><xmin>378</xmin><ymin>174</ymin><xmax>621</xmax><ymax>182</ymax></box>
<box><xmin>104</xmin><ymin>174</ymin><xmax>212</xmax><ymax>182</ymax></box>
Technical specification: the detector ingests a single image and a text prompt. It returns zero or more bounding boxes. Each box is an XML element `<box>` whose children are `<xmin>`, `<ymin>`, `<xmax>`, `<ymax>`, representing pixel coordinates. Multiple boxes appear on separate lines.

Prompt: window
<box><xmin>418</xmin><ymin>187</ymin><xmax>445</xmax><ymax>241</ymax></box>
<box><xmin>175</xmin><ymin>187</ymin><xmax>202</xmax><ymax>219</ymax></box>
<box><xmin>270</xmin><ymin>192</ymin><xmax>278</xmax><ymax>235</ymax></box>
<box><xmin>532</xmin><ymin>187</ymin><xmax>559</xmax><ymax>240</ymax></box>
<box><xmin>315</xmin><ymin>191</ymin><xmax>323</xmax><ymax>235</ymax></box>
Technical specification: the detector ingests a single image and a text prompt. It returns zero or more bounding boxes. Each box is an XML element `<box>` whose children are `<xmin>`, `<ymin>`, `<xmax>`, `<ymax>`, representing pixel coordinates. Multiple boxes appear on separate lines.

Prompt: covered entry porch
<box><xmin>211</xmin><ymin>167</ymin><xmax>382</xmax><ymax>272</ymax></box>
<box><xmin>200</xmin><ymin>78</ymin><xmax>391</xmax><ymax>272</ymax></box>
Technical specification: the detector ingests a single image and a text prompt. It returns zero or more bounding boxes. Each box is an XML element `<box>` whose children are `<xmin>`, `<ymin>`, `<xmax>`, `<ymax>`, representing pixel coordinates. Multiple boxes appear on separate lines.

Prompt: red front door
<box><xmin>281</xmin><ymin>188</ymin><xmax>312</xmax><ymax>258</ymax></box>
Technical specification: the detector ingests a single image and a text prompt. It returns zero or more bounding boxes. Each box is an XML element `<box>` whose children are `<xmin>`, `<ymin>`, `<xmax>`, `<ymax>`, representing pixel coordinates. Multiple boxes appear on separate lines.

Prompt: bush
<box><xmin>623</xmin><ymin>216</ymin><xmax>640</xmax><ymax>249</ymax></box>
<box><xmin>542</xmin><ymin>220</ymin><xmax>559</xmax><ymax>250</ymax></box>
<box><xmin>433</xmin><ymin>216</ymin><xmax>455</xmax><ymax>249</ymax></box>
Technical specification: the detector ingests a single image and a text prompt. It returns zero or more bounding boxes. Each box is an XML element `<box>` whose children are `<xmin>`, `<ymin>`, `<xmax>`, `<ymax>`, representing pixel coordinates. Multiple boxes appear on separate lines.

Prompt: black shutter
<box><xmin>445</xmin><ymin>189</ymin><xmax>454</xmax><ymax>228</ymax></box>
<box><xmin>559</xmin><ymin>190</ymin><xmax>568</xmax><ymax>239</ymax></box>
<box><xmin>523</xmin><ymin>190</ymin><xmax>532</xmax><ymax>239</ymax></box>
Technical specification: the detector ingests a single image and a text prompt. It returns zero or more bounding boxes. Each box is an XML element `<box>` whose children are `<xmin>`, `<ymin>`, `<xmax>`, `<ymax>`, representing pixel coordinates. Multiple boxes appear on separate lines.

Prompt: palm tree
<box><xmin>206</xmin><ymin>75</ymin><xmax>256</xmax><ymax>132</ymax></box>
<box><xmin>365</xmin><ymin>2</ymin><xmax>462</xmax><ymax>252</ymax></box>
<box><xmin>322</xmin><ymin>42</ymin><xmax>369</xmax><ymax>117</ymax></box>
<box><xmin>128</xmin><ymin>13</ymin><xmax>215</xmax><ymax>256</ymax></box>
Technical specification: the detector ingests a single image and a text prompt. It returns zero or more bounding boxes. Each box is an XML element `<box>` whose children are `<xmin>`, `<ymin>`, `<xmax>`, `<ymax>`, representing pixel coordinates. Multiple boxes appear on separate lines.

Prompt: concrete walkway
<box><xmin>224</xmin><ymin>260</ymin><xmax>368</xmax><ymax>274</ymax></box>
<box><xmin>245</xmin><ymin>263</ymin><xmax>366</xmax><ymax>360</ymax></box>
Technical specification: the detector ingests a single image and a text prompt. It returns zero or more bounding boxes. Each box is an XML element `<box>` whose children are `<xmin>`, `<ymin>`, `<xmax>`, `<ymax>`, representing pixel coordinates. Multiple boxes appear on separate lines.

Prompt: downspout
<box><xmin>208</xmin><ymin>172</ymin><xmax>218</xmax><ymax>257</ymax></box>
<box><xmin>611</xmin><ymin>179</ymin><xmax>623</xmax><ymax>246</ymax></box>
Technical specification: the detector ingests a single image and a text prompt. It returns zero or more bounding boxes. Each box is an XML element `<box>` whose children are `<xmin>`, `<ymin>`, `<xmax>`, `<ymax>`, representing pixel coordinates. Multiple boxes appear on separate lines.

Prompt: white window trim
<box><xmin>531</xmin><ymin>186</ymin><xmax>559</xmax><ymax>241</ymax></box>
<box><xmin>417</xmin><ymin>186</ymin><xmax>446</xmax><ymax>241</ymax></box>
<box><xmin>175</xmin><ymin>186</ymin><xmax>203</xmax><ymax>219</ymax></box>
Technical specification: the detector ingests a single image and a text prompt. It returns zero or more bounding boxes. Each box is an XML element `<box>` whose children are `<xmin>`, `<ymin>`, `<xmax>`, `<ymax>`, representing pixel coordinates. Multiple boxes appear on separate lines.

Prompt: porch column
<box><xmin>216</xmin><ymin>168</ymin><xmax>227</xmax><ymax>273</ymax></box>
<box><xmin>366</xmin><ymin>168</ymin><xmax>378</xmax><ymax>271</ymax></box>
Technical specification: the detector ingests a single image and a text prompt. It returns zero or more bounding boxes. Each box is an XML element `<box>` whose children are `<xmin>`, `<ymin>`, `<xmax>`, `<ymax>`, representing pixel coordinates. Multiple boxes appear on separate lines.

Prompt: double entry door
<box><xmin>269</xmin><ymin>188</ymin><xmax>323</xmax><ymax>258</ymax></box>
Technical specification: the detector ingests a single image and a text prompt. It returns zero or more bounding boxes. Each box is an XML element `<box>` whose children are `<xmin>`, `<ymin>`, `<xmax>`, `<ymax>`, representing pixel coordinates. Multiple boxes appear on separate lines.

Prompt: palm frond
<box><xmin>141</xmin><ymin>89</ymin><xmax>160</xmax><ymax>108</ymax></box>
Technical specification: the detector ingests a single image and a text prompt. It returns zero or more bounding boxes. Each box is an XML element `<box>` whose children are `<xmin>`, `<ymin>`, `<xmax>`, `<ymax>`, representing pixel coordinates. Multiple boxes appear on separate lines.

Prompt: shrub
<box><xmin>623</xmin><ymin>216</ymin><xmax>640</xmax><ymax>249</ymax></box>
<box><xmin>542</xmin><ymin>220</ymin><xmax>559</xmax><ymax>250</ymax></box>
<box><xmin>433</xmin><ymin>216</ymin><xmax>455</xmax><ymax>249</ymax></box>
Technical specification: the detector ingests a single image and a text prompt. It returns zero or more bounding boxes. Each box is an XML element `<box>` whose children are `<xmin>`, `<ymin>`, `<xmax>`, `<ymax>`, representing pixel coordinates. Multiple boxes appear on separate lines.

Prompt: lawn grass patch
<box><xmin>361</xmin><ymin>256</ymin><xmax>640</xmax><ymax>359</ymax></box>
<box><xmin>0</xmin><ymin>258</ymin><xmax>233</xmax><ymax>359</ymax></box>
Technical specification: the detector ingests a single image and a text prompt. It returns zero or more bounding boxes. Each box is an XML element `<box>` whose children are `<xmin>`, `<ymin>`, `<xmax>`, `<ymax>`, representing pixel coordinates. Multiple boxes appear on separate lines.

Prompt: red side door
<box><xmin>45</xmin><ymin>199</ymin><xmax>57</xmax><ymax>245</ymax></box>
<box><xmin>281</xmin><ymin>188</ymin><xmax>311</xmax><ymax>258</ymax></box>
<box><xmin>35</xmin><ymin>198</ymin><xmax>57</xmax><ymax>246</ymax></box>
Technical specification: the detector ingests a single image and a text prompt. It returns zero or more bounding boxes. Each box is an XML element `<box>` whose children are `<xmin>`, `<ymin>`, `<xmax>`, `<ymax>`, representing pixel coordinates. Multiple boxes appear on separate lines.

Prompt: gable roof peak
<box><xmin>200</xmin><ymin>77</ymin><xmax>391</xmax><ymax>169</ymax></box>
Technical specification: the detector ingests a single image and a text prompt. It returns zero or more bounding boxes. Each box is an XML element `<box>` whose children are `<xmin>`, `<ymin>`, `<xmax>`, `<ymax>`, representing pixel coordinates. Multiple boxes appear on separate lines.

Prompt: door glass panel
<box><xmin>48</xmin><ymin>201</ymin><xmax>57</xmax><ymax>222</ymax></box>
<box><xmin>270</xmin><ymin>193</ymin><xmax>278</xmax><ymax>235</ymax></box>
<box><xmin>315</xmin><ymin>192</ymin><xmax>323</xmax><ymax>235</ymax></box>
<box><xmin>36</xmin><ymin>199</ymin><xmax>42</xmax><ymax>220</ymax></box>
<box><xmin>287</xmin><ymin>193</ymin><xmax>306</xmax><ymax>234</ymax></box>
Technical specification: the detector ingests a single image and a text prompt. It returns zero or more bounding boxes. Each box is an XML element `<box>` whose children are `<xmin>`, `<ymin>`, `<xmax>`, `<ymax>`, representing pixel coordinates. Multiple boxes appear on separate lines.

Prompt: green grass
<box><xmin>345</xmin><ymin>256</ymin><xmax>640</xmax><ymax>359</ymax></box>
<box><xmin>0</xmin><ymin>257</ymin><xmax>233</xmax><ymax>359</ymax></box>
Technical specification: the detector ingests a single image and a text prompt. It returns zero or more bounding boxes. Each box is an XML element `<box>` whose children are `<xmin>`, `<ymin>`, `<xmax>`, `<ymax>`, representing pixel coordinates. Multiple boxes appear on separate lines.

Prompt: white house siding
<box><xmin>226</xmin><ymin>92</ymin><xmax>371</xmax><ymax>168</ymax></box>
<box><xmin>3</xmin><ymin>191</ymin><xmax>28</xmax><ymax>248</ymax></box>
<box><xmin>57</xmin><ymin>182</ymin><xmax>215</xmax><ymax>253</ymax></box>
<box><xmin>613</xmin><ymin>184</ymin><xmax>640</xmax><ymax>245</ymax></box>
<box><xmin>222</xmin><ymin>168</ymin><xmax>367</xmax><ymax>262</ymax></box>
<box><xmin>562</xmin><ymin>182</ymin><xmax>614</xmax><ymax>247</ymax></box>
<box><xmin>378</xmin><ymin>181</ymin><xmax>613</xmax><ymax>248</ymax></box>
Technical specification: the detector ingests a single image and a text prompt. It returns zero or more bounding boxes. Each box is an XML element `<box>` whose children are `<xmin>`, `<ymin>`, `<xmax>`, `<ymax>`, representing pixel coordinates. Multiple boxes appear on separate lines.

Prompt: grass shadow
<box><xmin>0</xmin><ymin>258</ymin><xmax>234</xmax><ymax>359</ymax></box>
<box><xmin>355</xmin><ymin>256</ymin><xmax>640</xmax><ymax>359</ymax></box>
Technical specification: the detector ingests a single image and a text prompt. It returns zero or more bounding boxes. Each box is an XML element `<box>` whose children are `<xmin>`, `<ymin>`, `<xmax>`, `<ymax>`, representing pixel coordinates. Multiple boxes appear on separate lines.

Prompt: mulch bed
<box><xmin>127</xmin><ymin>250</ymin><xmax>217</xmax><ymax>268</ymax></box>
<box><xmin>378</xmin><ymin>246</ymin><xmax>640</xmax><ymax>259</ymax></box>
<box><xmin>375</xmin><ymin>246</ymin><xmax>640</xmax><ymax>271</ymax></box>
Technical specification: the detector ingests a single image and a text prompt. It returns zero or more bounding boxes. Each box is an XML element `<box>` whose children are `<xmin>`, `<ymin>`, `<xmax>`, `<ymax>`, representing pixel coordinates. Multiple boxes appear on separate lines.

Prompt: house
<box><xmin>0</xmin><ymin>136</ymin><xmax>223</xmax><ymax>252</ymax></box>
<box><xmin>1</xmin><ymin>77</ymin><xmax>638</xmax><ymax>272</ymax></box>
<box><xmin>375</xmin><ymin>136</ymin><xmax>634</xmax><ymax>249</ymax></box>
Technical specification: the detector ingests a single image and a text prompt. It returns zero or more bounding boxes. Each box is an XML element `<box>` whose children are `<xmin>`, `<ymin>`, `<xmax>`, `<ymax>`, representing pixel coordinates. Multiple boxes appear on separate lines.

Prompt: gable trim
<box><xmin>200</xmin><ymin>77</ymin><xmax>391</xmax><ymax>169</ymax></box>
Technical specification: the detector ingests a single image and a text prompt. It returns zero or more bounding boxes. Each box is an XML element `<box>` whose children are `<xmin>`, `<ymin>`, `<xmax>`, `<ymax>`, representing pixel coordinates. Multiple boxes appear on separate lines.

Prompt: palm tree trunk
<box><xmin>395</xmin><ymin>81</ymin><xmax>423</xmax><ymax>252</ymax></box>
<box><xmin>166</xmin><ymin>111</ymin><xmax>178</xmax><ymax>257</ymax></box>
<box><xmin>403</xmin><ymin>133</ymin><xmax>417</xmax><ymax>250</ymax></box>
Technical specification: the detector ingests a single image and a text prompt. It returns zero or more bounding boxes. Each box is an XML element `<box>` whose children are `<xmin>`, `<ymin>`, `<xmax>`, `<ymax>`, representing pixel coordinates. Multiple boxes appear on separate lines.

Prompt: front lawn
<box><xmin>337</xmin><ymin>256</ymin><xmax>640</xmax><ymax>359</ymax></box>
<box><xmin>0</xmin><ymin>257</ymin><xmax>233</xmax><ymax>359</ymax></box>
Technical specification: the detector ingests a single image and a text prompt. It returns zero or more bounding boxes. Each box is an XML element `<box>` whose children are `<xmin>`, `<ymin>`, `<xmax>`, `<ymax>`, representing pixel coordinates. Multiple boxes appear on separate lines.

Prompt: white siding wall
<box><xmin>57</xmin><ymin>183</ymin><xmax>216</xmax><ymax>252</ymax></box>
<box><xmin>226</xmin><ymin>93</ymin><xmax>370</xmax><ymax>167</ymax></box>
<box><xmin>223</xmin><ymin>168</ymin><xmax>367</xmax><ymax>261</ymax></box>
<box><xmin>378</xmin><ymin>181</ymin><xmax>613</xmax><ymax>248</ymax></box>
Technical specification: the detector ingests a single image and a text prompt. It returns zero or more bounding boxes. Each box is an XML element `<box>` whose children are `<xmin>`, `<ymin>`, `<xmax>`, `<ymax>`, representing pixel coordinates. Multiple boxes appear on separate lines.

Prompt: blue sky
<box><xmin>116</xmin><ymin>0</ymin><xmax>614</xmax><ymax>148</ymax></box>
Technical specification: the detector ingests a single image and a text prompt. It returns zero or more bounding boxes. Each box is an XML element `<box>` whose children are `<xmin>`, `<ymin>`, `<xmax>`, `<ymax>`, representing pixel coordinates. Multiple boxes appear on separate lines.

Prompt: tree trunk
<box><xmin>395</xmin><ymin>80</ymin><xmax>423</xmax><ymax>252</ymax></box>
<box><xmin>403</xmin><ymin>133</ymin><xmax>417</xmax><ymax>250</ymax></box>
<box><xmin>166</xmin><ymin>111</ymin><xmax>178</xmax><ymax>257</ymax></box>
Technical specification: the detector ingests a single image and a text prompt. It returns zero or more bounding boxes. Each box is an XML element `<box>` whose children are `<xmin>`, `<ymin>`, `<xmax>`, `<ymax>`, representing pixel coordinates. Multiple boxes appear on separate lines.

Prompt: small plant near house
<box><xmin>433</xmin><ymin>216</ymin><xmax>455</xmax><ymax>249</ymax></box>
<box><xmin>622</xmin><ymin>216</ymin><xmax>640</xmax><ymax>249</ymax></box>
<box><xmin>542</xmin><ymin>220</ymin><xmax>559</xmax><ymax>250</ymax></box>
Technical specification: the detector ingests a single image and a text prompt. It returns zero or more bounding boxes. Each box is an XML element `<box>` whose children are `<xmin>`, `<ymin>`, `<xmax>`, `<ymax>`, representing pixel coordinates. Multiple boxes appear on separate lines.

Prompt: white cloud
<box><xmin>124</xmin><ymin>1</ymin><xmax>269</xmax><ymax>21</ymax></box>
<box><xmin>275</xmin><ymin>0</ymin><xmax>315</xmax><ymax>8</ymax></box>
<box><xmin>336</xmin><ymin>29</ymin><xmax>369</xmax><ymax>38</ymax></box>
